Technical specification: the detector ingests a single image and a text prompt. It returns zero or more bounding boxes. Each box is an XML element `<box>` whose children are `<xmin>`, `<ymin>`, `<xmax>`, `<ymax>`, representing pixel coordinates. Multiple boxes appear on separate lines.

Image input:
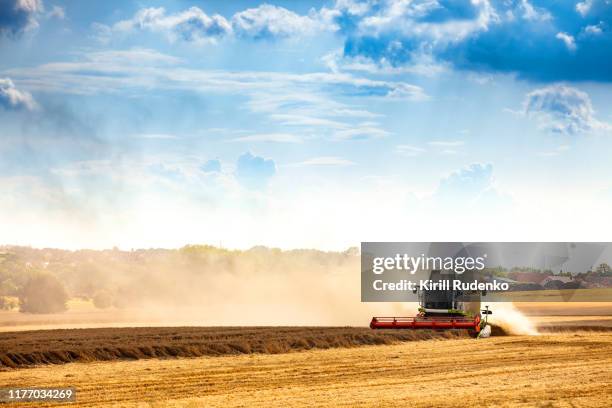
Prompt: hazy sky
<box><xmin>1</xmin><ymin>0</ymin><xmax>611</xmax><ymax>249</ymax></box>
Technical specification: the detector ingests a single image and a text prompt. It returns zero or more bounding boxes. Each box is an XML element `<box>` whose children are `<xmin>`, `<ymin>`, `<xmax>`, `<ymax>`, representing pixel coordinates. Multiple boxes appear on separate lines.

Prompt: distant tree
<box><xmin>19</xmin><ymin>273</ymin><xmax>68</xmax><ymax>314</ymax></box>
<box><xmin>595</xmin><ymin>263</ymin><xmax>611</xmax><ymax>276</ymax></box>
<box><xmin>0</xmin><ymin>278</ymin><xmax>18</xmax><ymax>296</ymax></box>
<box><xmin>485</xmin><ymin>266</ymin><xmax>508</xmax><ymax>277</ymax></box>
<box><xmin>0</xmin><ymin>296</ymin><xmax>17</xmax><ymax>310</ymax></box>
<box><xmin>92</xmin><ymin>290</ymin><xmax>113</xmax><ymax>309</ymax></box>
<box><xmin>543</xmin><ymin>280</ymin><xmax>564</xmax><ymax>290</ymax></box>
<box><xmin>562</xmin><ymin>281</ymin><xmax>581</xmax><ymax>290</ymax></box>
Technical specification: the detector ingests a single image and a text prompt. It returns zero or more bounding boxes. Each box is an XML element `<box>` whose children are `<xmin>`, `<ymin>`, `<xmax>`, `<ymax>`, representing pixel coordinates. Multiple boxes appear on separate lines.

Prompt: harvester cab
<box><xmin>370</xmin><ymin>270</ymin><xmax>493</xmax><ymax>338</ymax></box>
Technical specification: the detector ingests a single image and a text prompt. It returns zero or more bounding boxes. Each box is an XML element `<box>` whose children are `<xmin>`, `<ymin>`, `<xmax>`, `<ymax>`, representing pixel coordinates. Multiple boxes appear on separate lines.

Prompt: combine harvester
<box><xmin>370</xmin><ymin>270</ymin><xmax>493</xmax><ymax>338</ymax></box>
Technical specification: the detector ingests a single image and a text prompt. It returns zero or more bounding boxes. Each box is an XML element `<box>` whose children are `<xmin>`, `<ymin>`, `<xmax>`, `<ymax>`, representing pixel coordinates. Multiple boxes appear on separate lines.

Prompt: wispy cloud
<box><xmin>288</xmin><ymin>156</ymin><xmax>355</xmax><ymax>167</ymax></box>
<box><xmin>231</xmin><ymin>133</ymin><xmax>302</xmax><ymax>143</ymax></box>
<box><xmin>269</xmin><ymin>114</ymin><xmax>346</xmax><ymax>129</ymax></box>
<box><xmin>46</xmin><ymin>5</ymin><xmax>66</xmax><ymax>20</ymax></box>
<box><xmin>428</xmin><ymin>140</ymin><xmax>465</xmax><ymax>147</ymax></box>
<box><xmin>538</xmin><ymin>144</ymin><xmax>570</xmax><ymax>157</ymax></box>
<box><xmin>131</xmin><ymin>133</ymin><xmax>178</xmax><ymax>140</ymax></box>
<box><xmin>396</xmin><ymin>145</ymin><xmax>425</xmax><ymax>157</ymax></box>
<box><xmin>4</xmin><ymin>53</ymin><xmax>426</xmax><ymax>101</ymax></box>
<box><xmin>245</xmin><ymin>91</ymin><xmax>392</xmax><ymax>142</ymax></box>
<box><xmin>523</xmin><ymin>85</ymin><xmax>611</xmax><ymax>135</ymax></box>
<box><xmin>334</xmin><ymin>126</ymin><xmax>390</xmax><ymax>140</ymax></box>
<box><xmin>3</xmin><ymin>49</ymin><xmax>423</xmax><ymax>145</ymax></box>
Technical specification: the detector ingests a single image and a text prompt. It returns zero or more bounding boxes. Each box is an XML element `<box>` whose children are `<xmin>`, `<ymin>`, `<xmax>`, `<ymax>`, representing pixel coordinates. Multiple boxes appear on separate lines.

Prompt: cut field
<box><xmin>1</xmin><ymin>331</ymin><xmax>611</xmax><ymax>407</ymax></box>
<box><xmin>0</xmin><ymin>327</ymin><xmax>470</xmax><ymax>369</ymax></box>
<box><xmin>1</xmin><ymin>304</ymin><xmax>610</xmax><ymax>407</ymax></box>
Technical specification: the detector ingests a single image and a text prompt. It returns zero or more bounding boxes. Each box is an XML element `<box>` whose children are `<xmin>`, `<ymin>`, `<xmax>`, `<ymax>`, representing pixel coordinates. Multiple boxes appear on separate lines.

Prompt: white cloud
<box><xmin>0</xmin><ymin>77</ymin><xmax>36</xmax><ymax>110</ymax></box>
<box><xmin>5</xmin><ymin>55</ymin><xmax>425</xmax><ymax>101</ymax></box>
<box><xmin>244</xmin><ymin>92</ymin><xmax>389</xmax><ymax>142</ymax></box>
<box><xmin>0</xmin><ymin>0</ymin><xmax>43</xmax><ymax>37</ymax></box>
<box><xmin>519</xmin><ymin>0</ymin><xmax>552</xmax><ymax>21</ymax></box>
<box><xmin>538</xmin><ymin>144</ymin><xmax>570</xmax><ymax>157</ymax></box>
<box><xmin>111</xmin><ymin>7</ymin><xmax>232</xmax><ymax>43</ymax></box>
<box><xmin>269</xmin><ymin>114</ymin><xmax>346</xmax><ymax>129</ymax></box>
<box><xmin>583</xmin><ymin>23</ymin><xmax>603</xmax><ymax>35</ymax></box>
<box><xmin>85</xmin><ymin>48</ymin><xmax>182</xmax><ymax>65</ymax></box>
<box><xmin>231</xmin><ymin>133</ymin><xmax>302</xmax><ymax>143</ymax></box>
<box><xmin>47</xmin><ymin>5</ymin><xmax>65</xmax><ymax>20</ymax></box>
<box><xmin>290</xmin><ymin>156</ymin><xmax>355</xmax><ymax>167</ymax></box>
<box><xmin>523</xmin><ymin>85</ymin><xmax>610</xmax><ymax>135</ymax></box>
<box><xmin>334</xmin><ymin>125</ymin><xmax>390</xmax><ymax>140</ymax></box>
<box><xmin>232</xmin><ymin>4</ymin><xmax>332</xmax><ymax>38</ymax></box>
<box><xmin>433</xmin><ymin>162</ymin><xmax>508</xmax><ymax>207</ymax></box>
<box><xmin>131</xmin><ymin>133</ymin><xmax>178</xmax><ymax>140</ymax></box>
<box><xmin>354</xmin><ymin>0</ymin><xmax>499</xmax><ymax>46</ymax></box>
<box><xmin>396</xmin><ymin>145</ymin><xmax>425</xmax><ymax>157</ymax></box>
<box><xmin>3</xmin><ymin>50</ymin><xmax>423</xmax><ymax>143</ymax></box>
<box><xmin>428</xmin><ymin>140</ymin><xmax>465</xmax><ymax>147</ymax></box>
<box><xmin>323</xmin><ymin>51</ymin><xmax>448</xmax><ymax>77</ymax></box>
<box><xmin>576</xmin><ymin>0</ymin><xmax>595</xmax><ymax>17</ymax></box>
<box><xmin>556</xmin><ymin>32</ymin><xmax>577</xmax><ymax>51</ymax></box>
<box><xmin>100</xmin><ymin>4</ymin><xmax>338</xmax><ymax>44</ymax></box>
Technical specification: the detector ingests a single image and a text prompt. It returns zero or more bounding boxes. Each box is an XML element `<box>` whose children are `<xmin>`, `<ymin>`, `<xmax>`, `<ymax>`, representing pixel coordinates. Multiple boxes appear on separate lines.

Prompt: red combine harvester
<box><xmin>370</xmin><ymin>270</ymin><xmax>492</xmax><ymax>338</ymax></box>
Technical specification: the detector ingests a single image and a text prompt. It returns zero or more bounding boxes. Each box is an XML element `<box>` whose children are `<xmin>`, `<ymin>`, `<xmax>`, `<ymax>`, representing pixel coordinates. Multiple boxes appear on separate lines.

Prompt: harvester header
<box><xmin>370</xmin><ymin>270</ymin><xmax>492</xmax><ymax>338</ymax></box>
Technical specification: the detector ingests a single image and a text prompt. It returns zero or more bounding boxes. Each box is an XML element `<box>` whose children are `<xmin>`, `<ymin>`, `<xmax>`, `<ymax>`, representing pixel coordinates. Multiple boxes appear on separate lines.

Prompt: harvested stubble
<box><xmin>0</xmin><ymin>326</ymin><xmax>469</xmax><ymax>369</ymax></box>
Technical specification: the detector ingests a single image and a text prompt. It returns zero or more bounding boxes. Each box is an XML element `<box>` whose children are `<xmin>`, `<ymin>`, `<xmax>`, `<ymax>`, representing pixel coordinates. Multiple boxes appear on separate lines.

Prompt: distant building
<box><xmin>488</xmin><ymin>276</ymin><xmax>517</xmax><ymax>284</ymax></box>
<box><xmin>508</xmin><ymin>272</ymin><xmax>549</xmax><ymax>284</ymax></box>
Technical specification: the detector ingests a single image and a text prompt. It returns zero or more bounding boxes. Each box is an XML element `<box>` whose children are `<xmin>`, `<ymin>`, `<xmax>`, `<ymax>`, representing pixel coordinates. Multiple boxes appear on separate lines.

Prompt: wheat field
<box><xmin>1</xmin><ymin>331</ymin><xmax>610</xmax><ymax>407</ymax></box>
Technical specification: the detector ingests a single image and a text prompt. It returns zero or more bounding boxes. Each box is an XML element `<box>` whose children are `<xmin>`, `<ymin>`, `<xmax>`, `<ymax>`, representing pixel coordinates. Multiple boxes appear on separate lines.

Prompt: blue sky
<box><xmin>1</xmin><ymin>0</ymin><xmax>612</xmax><ymax>249</ymax></box>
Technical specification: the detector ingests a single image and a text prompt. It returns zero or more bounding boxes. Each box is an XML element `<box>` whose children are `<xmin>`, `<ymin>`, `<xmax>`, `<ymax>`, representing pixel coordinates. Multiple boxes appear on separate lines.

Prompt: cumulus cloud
<box><xmin>583</xmin><ymin>23</ymin><xmax>603</xmax><ymax>35</ymax></box>
<box><xmin>523</xmin><ymin>85</ymin><xmax>609</xmax><ymax>135</ymax></box>
<box><xmin>103</xmin><ymin>4</ymin><xmax>337</xmax><ymax>43</ymax></box>
<box><xmin>232</xmin><ymin>4</ymin><xmax>332</xmax><ymax>39</ymax></box>
<box><xmin>0</xmin><ymin>0</ymin><xmax>43</xmax><ymax>38</ymax></box>
<box><xmin>0</xmin><ymin>77</ymin><xmax>36</xmax><ymax>110</ymax></box>
<box><xmin>576</xmin><ymin>0</ymin><xmax>595</xmax><ymax>17</ymax></box>
<box><xmin>90</xmin><ymin>1</ymin><xmax>612</xmax><ymax>81</ymax></box>
<box><xmin>333</xmin><ymin>0</ymin><xmax>612</xmax><ymax>82</ymax></box>
<box><xmin>235</xmin><ymin>152</ymin><xmax>276</xmax><ymax>189</ymax></box>
<box><xmin>339</xmin><ymin>0</ymin><xmax>498</xmax><ymax>65</ymax></box>
<box><xmin>437</xmin><ymin>163</ymin><xmax>494</xmax><ymax>196</ymax></box>
<box><xmin>112</xmin><ymin>7</ymin><xmax>232</xmax><ymax>43</ymax></box>
<box><xmin>433</xmin><ymin>162</ymin><xmax>508</xmax><ymax>207</ymax></box>
<box><xmin>46</xmin><ymin>5</ymin><xmax>64</xmax><ymax>20</ymax></box>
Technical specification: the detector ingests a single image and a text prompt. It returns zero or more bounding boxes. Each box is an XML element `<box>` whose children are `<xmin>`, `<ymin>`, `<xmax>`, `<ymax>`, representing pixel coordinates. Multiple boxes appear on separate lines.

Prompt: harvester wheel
<box><xmin>477</xmin><ymin>324</ymin><xmax>492</xmax><ymax>339</ymax></box>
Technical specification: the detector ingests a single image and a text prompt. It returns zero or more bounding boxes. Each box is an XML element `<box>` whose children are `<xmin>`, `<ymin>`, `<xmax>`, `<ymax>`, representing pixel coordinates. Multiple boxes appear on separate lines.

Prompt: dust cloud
<box><xmin>1</xmin><ymin>246</ymin><xmax>414</xmax><ymax>327</ymax></box>
<box><xmin>484</xmin><ymin>302</ymin><xmax>539</xmax><ymax>335</ymax></box>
